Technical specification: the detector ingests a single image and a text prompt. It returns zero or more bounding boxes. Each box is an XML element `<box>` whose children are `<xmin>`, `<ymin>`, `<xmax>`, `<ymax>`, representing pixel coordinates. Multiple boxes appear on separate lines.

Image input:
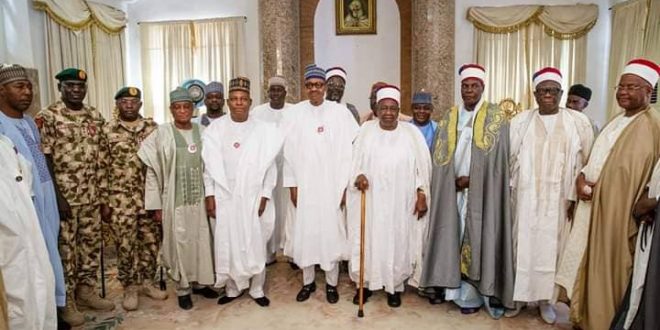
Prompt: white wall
<box><xmin>314</xmin><ymin>0</ymin><xmax>400</xmax><ymax>114</ymax></box>
<box><xmin>455</xmin><ymin>0</ymin><xmax>612</xmax><ymax>126</ymax></box>
<box><xmin>125</xmin><ymin>0</ymin><xmax>261</xmax><ymax>103</ymax></box>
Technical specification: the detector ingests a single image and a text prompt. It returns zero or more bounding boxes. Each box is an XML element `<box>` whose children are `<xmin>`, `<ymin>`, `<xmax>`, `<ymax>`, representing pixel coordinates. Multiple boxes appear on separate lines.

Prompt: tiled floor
<box><xmin>79</xmin><ymin>260</ymin><xmax>573</xmax><ymax>329</ymax></box>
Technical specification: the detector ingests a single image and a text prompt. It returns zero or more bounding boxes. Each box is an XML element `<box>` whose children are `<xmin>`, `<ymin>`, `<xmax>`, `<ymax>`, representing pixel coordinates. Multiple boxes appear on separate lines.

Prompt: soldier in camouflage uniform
<box><xmin>35</xmin><ymin>68</ymin><xmax>115</xmax><ymax>325</ymax></box>
<box><xmin>104</xmin><ymin>86</ymin><xmax>167</xmax><ymax>311</ymax></box>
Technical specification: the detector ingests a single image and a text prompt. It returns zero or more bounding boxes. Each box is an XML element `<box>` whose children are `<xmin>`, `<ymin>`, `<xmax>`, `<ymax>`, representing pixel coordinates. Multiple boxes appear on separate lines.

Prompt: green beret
<box><xmin>170</xmin><ymin>87</ymin><xmax>193</xmax><ymax>104</ymax></box>
<box><xmin>114</xmin><ymin>86</ymin><xmax>141</xmax><ymax>100</ymax></box>
<box><xmin>55</xmin><ymin>68</ymin><xmax>87</xmax><ymax>82</ymax></box>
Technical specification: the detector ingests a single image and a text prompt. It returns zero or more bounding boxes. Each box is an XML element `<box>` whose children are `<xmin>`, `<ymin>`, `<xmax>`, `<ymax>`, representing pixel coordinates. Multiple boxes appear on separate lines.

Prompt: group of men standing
<box><xmin>0</xmin><ymin>56</ymin><xmax>659</xmax><ymax>330</ymax></box>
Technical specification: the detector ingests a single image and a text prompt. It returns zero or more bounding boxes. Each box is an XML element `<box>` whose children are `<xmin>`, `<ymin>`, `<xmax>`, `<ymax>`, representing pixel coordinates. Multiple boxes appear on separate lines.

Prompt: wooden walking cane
<box><xmin>358</xmin><ymin>190</ymin><xmax>366</xmax><ymax>318</ymax></box>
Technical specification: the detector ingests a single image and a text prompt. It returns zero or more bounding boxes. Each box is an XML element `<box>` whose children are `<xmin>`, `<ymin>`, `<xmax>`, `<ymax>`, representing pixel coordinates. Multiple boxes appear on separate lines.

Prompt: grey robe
<box><xmin>420</xmin><ymin>102</ymin><xmax>515</xmax><ymax>308</ymax></box>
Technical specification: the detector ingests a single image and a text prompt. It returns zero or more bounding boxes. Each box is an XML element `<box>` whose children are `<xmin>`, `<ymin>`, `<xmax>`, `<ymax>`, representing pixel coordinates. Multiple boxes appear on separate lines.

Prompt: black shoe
<box><xmin>326</xmin><ymin>285</ymin><xmax>339</xmax><ymax>304</ymax></box>
<box><xmin>289</xmin><ymin>262</ymin><xmax>300</xmax><ymax>270</ymax></box>
<box><xmin>192</xmin><ymin>286</ymin><xmax>219</xmax><ymax>299</ymax></box>
<box><xmin>460</xmin><ymin>307</ymin><xmax>480</xmax><ymax>314</ymax></box>
<box><xmin>178</xmin><ymin>294</ymin><xmax>193</xmax><ymax>310</ymax></box>
<box><xmin>428</xmin><ymin>290</ymin><xmax>445</xmax><ymax>305</ymax></box>
<box><xmin>57</xmin><ymin>312</ymin><xmax>71</xmax><ymax>330</ymax></box>
<box><xmin>387</xmin><ymin>292</ymin><xmax>402</xmax><ymax>308</ymax></box>
<box><xmin>352</xmin><ymin>288</ymin><xmax>372</xmax><ymax>305</ymax></box>
<box><xmin>253</xmin><ymin>296</ymin><xmax>270</xmax><ymax>307</ymax></box>
<box><xmin>296</xmin><ymin>283</ymin><xmax>316</xmax><ymax>302</ymax></box>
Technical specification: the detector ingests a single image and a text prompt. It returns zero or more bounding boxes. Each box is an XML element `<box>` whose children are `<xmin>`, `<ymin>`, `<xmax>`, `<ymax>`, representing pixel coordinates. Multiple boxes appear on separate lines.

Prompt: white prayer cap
<box><xmin>621</xmin><ymin>58</ymin><xmax>660</xmax><ymax>87</ymax></box>
<box><xmin>533</xmin><ymin>67</ymin><xmax>563</xmax><ymax>89</ymax></box>
<box><xmin>376</xmin><ymin>84</ymin><xmax>400</xmax><ymax>105</ymax></box>
<box><xmin>268</xmin><ymin>75</ymin><xmax>286</xmax><ymax>89</ymax></box>
<box><xmin>325</xmin><ymin>67</ymin><xmax>347</xmax><ymax>81</ymax></box>
<box><xmin>458</xmin><ymin>64</ymin><xmax>486</xmax><ymax>84</ymax></box>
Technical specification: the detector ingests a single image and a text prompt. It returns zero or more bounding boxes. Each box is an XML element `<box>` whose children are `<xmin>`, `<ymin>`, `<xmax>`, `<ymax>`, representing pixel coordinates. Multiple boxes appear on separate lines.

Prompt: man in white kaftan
<box><xmin>283</xmin><ymin>64</ymin><xmax>359</xmax><ymax>304</ymax></box>
<box><xmin>509</xmin><ymin>67</ymin><xmax>594</xmax><ymax>324</ymax></box>
<box><xmin>138</xmin><ymin>87</ymin><xmax>214</xmax><ymax>310</ymax></box>
<box><xmin>251</xmin><ymin>75</ymin><xmax>294</xmax><ymax>263</ymax></box>
<box><xmin>347</xmin><ymin>85</ymin><xmax>431</xmax><ymax>307</ymax></box>
<box><xmin>0</xmin><ymin>132</ymin><xmax>56</xmax><ymax>329</ymax></box>
<box><xmin>203</xmin><ymin>77</ymin><xmax>283</xmax><ymax>307</ymax></box>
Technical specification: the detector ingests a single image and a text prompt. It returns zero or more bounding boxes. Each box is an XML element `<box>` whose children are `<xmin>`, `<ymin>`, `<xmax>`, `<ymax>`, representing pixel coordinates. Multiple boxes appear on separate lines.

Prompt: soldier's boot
<box><xmin>140</xmin><ymin>281</ymin><xmax>168</xmax><ymax>300</ymax></box>
<box><xmin>59</xmin><ymin>295</ymin><xmax>85</xmax><ymax>326</ymax></box>
<box><xmin>122</xmin><ymin>285</ymin><xmax>139</xmax><ymax>311</ymax></box>
<box><xmin>76</xmin><ymin>285</ymin><xmax>115</xmax><ymax>311</ymax></box>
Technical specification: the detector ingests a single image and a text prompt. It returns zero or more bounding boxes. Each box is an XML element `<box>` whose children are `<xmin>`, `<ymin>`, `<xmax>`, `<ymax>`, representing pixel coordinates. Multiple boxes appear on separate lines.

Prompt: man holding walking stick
<box><xmin>347</xmin><ymin>84</ymin><xmax>432</xmax><ymax>308</ymax></box>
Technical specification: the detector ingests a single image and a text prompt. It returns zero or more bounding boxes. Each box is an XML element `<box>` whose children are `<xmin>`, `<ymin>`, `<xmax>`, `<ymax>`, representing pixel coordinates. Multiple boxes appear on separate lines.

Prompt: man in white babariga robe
<box><xmin>282</xmin><ymin>64</ymin><xmax>359</xmax><ymax>304</ymax></box>
<box><xmin>203</xmin><ymin>77</ymin><xmax>283</xmax><ymax>307</ymax></box>
<box><xmin>251</xmin><ymin>75</ymin><xmax>295</xmax><ymax>264</ymax></box>
<box><xmin>347</xmin><ymin>85</ymin><xmax>431</xmax><ymax>308</ymax></box>
<box><xmin>0</xmin><ymin>132</ymin><xmax>56</xmax><ymax>329</ymax></box>
<box><xmin>508</xmin><ymin>67</ymin><xmax>594</xmax><ymax>324</ymax></box>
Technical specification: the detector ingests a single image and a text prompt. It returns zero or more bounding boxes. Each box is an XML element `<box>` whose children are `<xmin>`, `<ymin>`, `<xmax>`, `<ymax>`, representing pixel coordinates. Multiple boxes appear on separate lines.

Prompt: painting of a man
<box><xmin>336</xmin><ymin>0</ymin><xmax>376</xmax><ymax>35</ymax></box>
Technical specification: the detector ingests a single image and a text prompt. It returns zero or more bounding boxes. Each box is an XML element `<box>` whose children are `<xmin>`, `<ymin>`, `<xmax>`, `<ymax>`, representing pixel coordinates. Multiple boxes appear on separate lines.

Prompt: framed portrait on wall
<box><xmin>335</xmin><ymin>0</ymin><xmax>376</xmax><ymax>35</ymax></box>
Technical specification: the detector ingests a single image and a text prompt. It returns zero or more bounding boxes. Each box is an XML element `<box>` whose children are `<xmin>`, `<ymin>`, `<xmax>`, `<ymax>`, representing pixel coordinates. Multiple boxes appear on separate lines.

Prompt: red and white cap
<box><xmin>622</xmin><ymin>58</ymin><xmax>660</xmax><ymax>87</ymax></box>
<box><xmin>325</xmin><ymin>67</ymin><xmax>347</xmax><ymax>81</ymax></box>
<box><xmin>376</xmin><ymin>84</ymin><xmax>400</xmax><ymax>105</ymax></box>
<box><xmin>459</xmin><ymin>64</ymin><xmax>486</xmax><ymax>84</ymax></box>
<box><xmin>533</xmin><ymin>67</ymin><xmax>563</xmax><ymax>89</ymax></box>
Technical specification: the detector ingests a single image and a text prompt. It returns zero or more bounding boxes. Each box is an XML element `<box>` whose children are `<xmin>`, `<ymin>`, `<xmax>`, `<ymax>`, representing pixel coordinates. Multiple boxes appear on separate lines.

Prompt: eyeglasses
<box><xmin>615</xmin><ymin>84</ymin><xmax>644</xmax><ymax>92</ymax></box>
<box><xmin>378</xmin><ymin>105</ymin><xmax>399</xmax><ymax>112</ymax></box>
<box><xmin>305</xmin><ymin>82</ymin><xmax>325</xmax><ymax>90</ymax></box>
<box><xmin>535</xmin><ymin>87</ymin><xmax>562</xmax><ymax>96</ymax></box>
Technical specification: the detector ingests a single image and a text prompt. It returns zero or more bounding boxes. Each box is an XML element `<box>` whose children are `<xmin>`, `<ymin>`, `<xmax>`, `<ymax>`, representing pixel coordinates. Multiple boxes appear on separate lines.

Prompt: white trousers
<box><xmin>225</xmin><ymin>269</ymin><xmax>266</xmax><ymax>298</ymax></box>
<box><xmin>303</xmin><ymin>264</ymin><xmax>339</xmax><ymax>286</ymax></box>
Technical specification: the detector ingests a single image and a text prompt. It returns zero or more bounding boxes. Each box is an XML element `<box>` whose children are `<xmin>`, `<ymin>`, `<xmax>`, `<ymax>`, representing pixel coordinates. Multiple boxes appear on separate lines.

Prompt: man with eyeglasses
<box><xmin>420</xmin><ymin>64</ymin><xmax>514</xmax><ymax>319</ymax></box>
<box><xmin>252</xmin><ymin>75</ymin><xmax>295</xmax><ymax>266</ymax></box>
<box><xmin>35</xmin><ymin>68</ymin><xmax>115</xmax><ymax>324</ymax></box>
<box><xmin>558</xmin><ymin>58</ymin><xmax>660</xmax><ymax>330</ymax></box>
<box><xmin>102</xmin><ymin>87</ymin><xmax>167</xmax><ymax>311</ymax></box>
<box><xmin>347</xmin><ymin>84</ymin><xmax>431</xmax><ymax>308</ymax></box>
<box><xmin>410</xmin><ymin>90</ymin><xmax>437</xmax><ymax>150</ymax></box>
<box><xmin>508</xmin><ymin>67</ymin><xmax>594</xmax><ymax>324</ymax></box>
<box><xmin>281</xmin><ymin>64</ymin><xmax>359</xmax><ymax>304</ymax></box>
<box><xmin>325</xmin><ymin>67</ymin><xmax>360</xmax><ymax>124</ymax></box>
<box><xmin>138</xmin><ymin>87</ymin><xmax>215</xmax><ymax>310</ymax></box>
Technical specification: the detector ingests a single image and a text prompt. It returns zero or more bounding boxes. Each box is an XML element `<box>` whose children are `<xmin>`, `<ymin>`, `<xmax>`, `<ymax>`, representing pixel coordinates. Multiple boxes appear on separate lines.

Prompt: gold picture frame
<box><xmin>336</xmin><ymin>0</ymin><xmax>376</xmax><ymax>35</ymax></box>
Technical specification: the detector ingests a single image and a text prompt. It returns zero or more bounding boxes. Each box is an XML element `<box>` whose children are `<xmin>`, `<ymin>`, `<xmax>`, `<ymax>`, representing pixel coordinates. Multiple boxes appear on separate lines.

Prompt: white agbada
<box><xmin>347</xmin><ymin>121</ymin><xmax>431</xmax><ymax>293</ymax></box>
<box><xmin>281</xmin><ymin>100</ymin><xmax>359</xmax><ymax>270</ymax></box>
<box><xmin>0</xmin><ymin>134</ymin><xmax>56</xmax><ymax>330</ymax></box>
<box><xmin>251</xmin><ymin>102</ymin><xmax>295</xmax><ymax>256</ymax></box>
<box><xmin>555</xmin><ymin>112</ymin><xmax>644</xmax><ymax>297</ymax></box>
<box><xmin>509</xmin><ymin>108</ymin><xmax>594</xmax><ymax>302</ymax></box>
<box><xmin>202</xmin><ymin>116</ymin><xmax>283</xmax><ymax>290</ymax></box>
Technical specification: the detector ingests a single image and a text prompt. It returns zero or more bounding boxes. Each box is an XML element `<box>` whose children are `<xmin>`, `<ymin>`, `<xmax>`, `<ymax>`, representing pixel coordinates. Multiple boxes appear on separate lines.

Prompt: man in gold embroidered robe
<box><xmin>420</xmin><ymin>64</ymin><xmax>514</xmax><ymax>319</ymax></box>
<box><xmin>555</xmin><ymin>58</ymin><xmax>660</xmax><ymax>330</ymax></box>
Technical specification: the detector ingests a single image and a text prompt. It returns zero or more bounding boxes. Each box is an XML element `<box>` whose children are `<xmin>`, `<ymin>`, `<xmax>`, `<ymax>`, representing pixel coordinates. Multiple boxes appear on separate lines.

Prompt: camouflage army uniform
<box><xmin>35</xmin><ymin>100</ymin><xmax>108</xmax><ymax>299</ymax></box>
<box><xmin>103</xmin><ymin>117</ymin><xmax>160</xmax><ymax>288</ymax></box>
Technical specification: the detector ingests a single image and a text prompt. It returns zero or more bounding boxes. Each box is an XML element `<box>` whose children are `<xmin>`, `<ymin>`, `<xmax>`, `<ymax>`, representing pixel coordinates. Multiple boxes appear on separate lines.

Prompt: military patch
<box><xmin>87</xmin><ymin>123</ymin><xmax>97</xmax><ymax>136</ymax></box>
<box><xmin>78</xmin><ymin>70</ymin><xmax>87</xmax><ymax>80</ymax></box>
<box><xmin>35</xmin><ymin>117</ymin><xmax>44</xmax><ymax>129</ymax></box>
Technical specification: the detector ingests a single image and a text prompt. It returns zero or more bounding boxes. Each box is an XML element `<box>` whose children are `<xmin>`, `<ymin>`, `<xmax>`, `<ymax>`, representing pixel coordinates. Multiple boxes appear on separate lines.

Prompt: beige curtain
<box><xmin>606</xmin><ymin>0</ymin><xmax>649</xmax><ymax>118</ymax></box>
<box><xmin>470</xmin><ymin>4</ymin><xmax>596</xmax><ymax>110</ymax></box>
<box><xmin>35</xmin><ymin>0</ymin><xmax>126</xmax><ymax>119</ymax></box>
<box><xmin>139</xmin><ymin>17</ymin><xmax>246</xmax><ymax>123</ymax></box>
